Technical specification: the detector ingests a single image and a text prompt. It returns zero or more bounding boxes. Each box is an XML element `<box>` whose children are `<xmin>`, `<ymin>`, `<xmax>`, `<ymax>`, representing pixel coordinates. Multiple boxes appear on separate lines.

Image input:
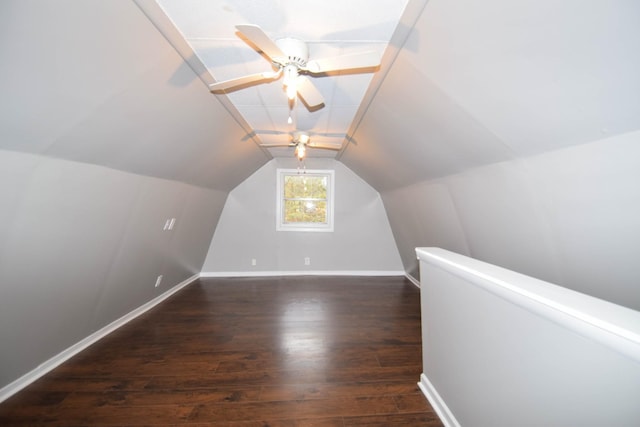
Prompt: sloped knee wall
<box><xmin>0</xmin><ymin>151</ymin><xmax>226</xmax><ymax>391</ymax></box>
<box><xmin>383</xmin><ymin>131</ymin><xmax>640</xmax><ymax>310</ymax></box>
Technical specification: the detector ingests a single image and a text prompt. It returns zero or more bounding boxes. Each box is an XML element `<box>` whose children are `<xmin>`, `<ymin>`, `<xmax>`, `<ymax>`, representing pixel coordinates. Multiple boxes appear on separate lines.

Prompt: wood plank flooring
<box><xmin>0</xmin><ymin>276</ymin><xmax>443</xmax><ymax>426</ymax></box>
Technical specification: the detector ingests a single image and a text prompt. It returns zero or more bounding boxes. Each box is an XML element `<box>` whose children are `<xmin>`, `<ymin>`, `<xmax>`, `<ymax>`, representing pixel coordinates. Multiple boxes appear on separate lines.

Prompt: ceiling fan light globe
<box><xmin>295</xmin><ymin>144</ymin><xmax>306</xmax><ymax>160</ymax></box>
<box><xmin>286</xmin><ymin>84</ymin><xmax>297</xmax><ymax>100</ymax></box>
<box><xmin>283</xmin><ymin>64</ymin><xmax>299</xmax><ymax>100</ymax></box>
<box><xmin>297</xmin><ymin>132</ymin><xmax>310</xmax><ymax>144</ymax></box>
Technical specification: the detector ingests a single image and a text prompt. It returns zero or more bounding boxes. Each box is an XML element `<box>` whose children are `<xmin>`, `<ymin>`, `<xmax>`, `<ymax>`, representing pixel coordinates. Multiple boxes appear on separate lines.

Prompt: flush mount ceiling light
<box><xmin>208</xmin><ymin>24</ymin><xmax>381</xmax><ymax>110</ymax></box>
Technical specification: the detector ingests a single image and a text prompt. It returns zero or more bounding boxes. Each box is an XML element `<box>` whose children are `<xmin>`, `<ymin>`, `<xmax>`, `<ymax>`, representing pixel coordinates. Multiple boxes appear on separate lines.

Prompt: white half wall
<box><xmin>383</xmin><ymin>131</ymin><xmax>640</xmax><ymax>310</ymax></box>
<box><xmin>0</xmin><ymin>150</ymin><xmax>226</xmax><ymax>391</ymax></box>
<box><xmin>416</xmin><ymin>247</ymin><xmax>640</xmax><ymax>427</ymax></box>
<box><xmin>202</xmin><ymin>158</ymin><xmax>403</xmax><ymax>274</ymax></box>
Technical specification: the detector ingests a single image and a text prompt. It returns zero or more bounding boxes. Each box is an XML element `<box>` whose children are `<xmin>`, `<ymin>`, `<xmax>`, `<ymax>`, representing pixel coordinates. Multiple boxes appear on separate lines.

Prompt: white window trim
<box><xmin>276</xmin><ymin>168</ymin><xmax>335</xmax><ymax>232</ymax></box>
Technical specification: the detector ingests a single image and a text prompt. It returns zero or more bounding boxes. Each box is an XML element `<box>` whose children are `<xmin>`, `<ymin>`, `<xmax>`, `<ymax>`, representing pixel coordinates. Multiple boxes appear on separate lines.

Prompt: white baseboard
<box><xmin>0</xmin><ymin>274</ymin><xmax>199</xmax><ymax>404</ymax></box>
<box><xmin>418</xmin><ymin>373</ymin><xmax>460</xmax><ymax>427</ymax></box>
<box><xmin>200</xmin><ymin>270</ymin><xmax>406</xmax><ymax>278</ymax></box>
<box><xmin>405</xmin><ymin>273</ymin><xmax>420</xmax><ymax>288</ymax></box>
<box><xmin>1</xmin><ymin>271</ymin><xmax>415</xmax><ymax>403</ymax></box>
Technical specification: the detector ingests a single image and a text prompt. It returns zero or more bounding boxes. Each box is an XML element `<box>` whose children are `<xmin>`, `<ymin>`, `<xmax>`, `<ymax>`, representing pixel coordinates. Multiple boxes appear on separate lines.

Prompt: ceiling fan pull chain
<box><xmin>297</xmin><ymin>159</ymin><xmax>306</xmax><ymax>174</ymax></box>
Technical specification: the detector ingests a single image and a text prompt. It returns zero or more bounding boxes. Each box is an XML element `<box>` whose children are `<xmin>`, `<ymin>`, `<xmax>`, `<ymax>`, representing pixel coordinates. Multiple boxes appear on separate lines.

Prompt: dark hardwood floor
<box><xmin>0</xmin><ymin>276</ymin><xmax>443</xmax><ymax>426</ymax></box>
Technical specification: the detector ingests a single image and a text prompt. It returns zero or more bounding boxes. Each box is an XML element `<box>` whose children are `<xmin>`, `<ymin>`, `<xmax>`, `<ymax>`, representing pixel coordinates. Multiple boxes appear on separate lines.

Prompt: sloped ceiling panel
<box><xmin>342</xmin><ymin>52</ymin><xmax>515</xmax><ymax>191</ymax></box>
<box><xmin>0</xmin><ymin>0</ymin><xmax>267</xmax><ymax>191</ymax></box>
<box><xmin>341</xmin><ymin>0</ymin><xmax>640</xmax><ymax>191</ymax></box>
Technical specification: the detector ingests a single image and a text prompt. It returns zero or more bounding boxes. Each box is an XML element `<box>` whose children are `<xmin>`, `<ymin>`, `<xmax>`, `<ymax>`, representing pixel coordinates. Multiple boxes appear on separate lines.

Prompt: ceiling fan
<box><xmin>209</xmin><ymin>24</ymin><xmax>381</xmax><ymax>109</ymax></box>
<box><xmin>258</xmin><ymin>131</ymin><xmax>342</xmax><ymax>160</ymax></box>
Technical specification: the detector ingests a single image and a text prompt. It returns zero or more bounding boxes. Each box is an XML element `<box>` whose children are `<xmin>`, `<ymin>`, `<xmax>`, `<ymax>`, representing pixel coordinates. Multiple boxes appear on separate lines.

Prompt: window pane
<box><xmin>284</xmin><ymin>200</ymin><xmax>327</xmax><ymax>224</ymax></box>
<box><xmin>277</xmin><ymin>168</ymin><xmax>334</xmax><ymax>232</ymax></box>
<box><xmin>284</xmin><ymin>175</ymin><xmax>327</xmax><ymax>199</ymax></box>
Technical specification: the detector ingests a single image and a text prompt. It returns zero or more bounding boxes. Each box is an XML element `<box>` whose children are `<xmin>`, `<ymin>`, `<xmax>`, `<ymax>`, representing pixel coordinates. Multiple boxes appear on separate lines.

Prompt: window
<box><xmin>277</xmin><ymin>168</ymin><xmax>335</xmax><ymax>232</ymax></box>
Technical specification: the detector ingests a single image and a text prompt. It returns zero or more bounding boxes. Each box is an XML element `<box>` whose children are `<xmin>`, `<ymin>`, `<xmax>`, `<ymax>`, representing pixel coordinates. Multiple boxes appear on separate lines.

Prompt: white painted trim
<box><xmin>418</xmin><ymin>373</ymin><xmax>460</xmax><ymax>427</ymax></box>
<box><xmin>405</xmin><ymin>273</ymin><xmax>420</xmax><ymax>288</ymax></box>
<box><xmin>0</xmin><ymin>274</ymin><xmax>199</xmax><ymax>403</ymax></box>
<box><xmin>200</xmin><ymin>270</ymin><xmax>406</xmax><ymax>278</ymax></box>
<box><xmin>276</xmin><ymin>168</ymin><xmax>335</xmax><ymax>233</ymax></box>
<box><xmin>416</xmin><ymin>247</ymin><xmax>640</xmax><ymax>364</ymax></box>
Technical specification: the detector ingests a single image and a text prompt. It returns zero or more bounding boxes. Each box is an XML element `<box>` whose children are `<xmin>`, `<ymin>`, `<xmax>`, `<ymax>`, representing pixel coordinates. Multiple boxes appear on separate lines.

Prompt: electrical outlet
<box><xmin>304</xmin><ymin>257</ymin><xmax>311</xmax><ymax>266</ymax></box>
<box><xmin>154</xmin><ymin>275</ymin><xmax>163</xmax><ymax>288</ymax></box>
<box><xmin>251</xmin><ymin>258</ymin><xmax>257</xmax><ymax>266</ymax></box>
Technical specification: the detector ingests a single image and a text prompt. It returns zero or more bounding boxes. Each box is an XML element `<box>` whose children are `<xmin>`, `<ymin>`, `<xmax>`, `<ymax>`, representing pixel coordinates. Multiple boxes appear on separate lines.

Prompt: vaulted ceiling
<box><xmin>2</xmin><ymin>0</ymin><xmax>639</xmax><ymax>191</ymax></box>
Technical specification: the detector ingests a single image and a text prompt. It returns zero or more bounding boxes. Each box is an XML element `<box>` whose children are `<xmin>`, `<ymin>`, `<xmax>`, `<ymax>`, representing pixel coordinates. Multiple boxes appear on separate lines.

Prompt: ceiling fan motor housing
<box><xmin>293</xmin><ymin>131</ymin><xmax>310</xmax><ymax>144</ymax></box>
<box><xmin>275</xmin><ymin>38</ymin><xmax>309</xmax><ymax>67</ymax></box>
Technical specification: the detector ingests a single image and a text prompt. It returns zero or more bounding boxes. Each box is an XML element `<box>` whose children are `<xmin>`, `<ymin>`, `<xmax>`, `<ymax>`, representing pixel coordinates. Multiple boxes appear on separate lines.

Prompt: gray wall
<box><xmin>0</xmin><ymin>150</ymin><xmax>226</xmax><ymax>389</ymax></box>
<box><xmin>383</xmin><ymin>131</ymin><xmax>640</xmax><ymax>310</ymax></box>
<box><xmin>202</xmin><ymin>158</ymin><xmax>403</xmax><ymax>274</ymax></box>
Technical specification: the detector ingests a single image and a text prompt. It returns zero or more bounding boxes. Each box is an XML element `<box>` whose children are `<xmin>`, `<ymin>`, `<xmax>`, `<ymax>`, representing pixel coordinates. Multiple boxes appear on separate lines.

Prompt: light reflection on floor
<box><xmin>278</xmin><ymin>296</ymin><xmax>331</xmax><ymax>370</ymax></box>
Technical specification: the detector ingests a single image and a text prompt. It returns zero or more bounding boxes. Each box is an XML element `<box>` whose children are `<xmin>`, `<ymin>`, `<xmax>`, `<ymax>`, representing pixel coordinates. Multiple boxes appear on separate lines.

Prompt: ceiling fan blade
<box><xmin>259</xmin><ymin>143</ymin><xmax>295</xmax><ymax>148</ymax></box>
<box><xmin>311</xmin><ymin>133</ymin><xmax>345</xmax><ymax>142</ymax></box>
<box><xmin>308</xmin><ymin>142</ymin><xmax>343</xmax><ymax>150</ymax></box>
<box><xmin>253</xmin><ymin>129</ymin><xmax>290</xmax><ymax>136</ymax></box>
<box><xmin>236</xmin><ymin>24</ymin><xmax>286</xmax><ymax>62</ymax></box>
<box><xmin>296</xmin><ymin>76</ymin><xmax>324</xmax><ymax>108</ymax></box>
<box><xmin>308</xmin><ymin>136</ymin><xmax>344</xmax><ymax>150</ymax></box>
<box><xmin>310</xmin><ymin>132</ymin><xmax>348</xmax><ymax>138</ymax></box>
<box><xmin>305</xmin><ymin>51</ymin><xmax>380</xmax><ymax>74</ymax></box>
<box><xmin>209</xmin><ymin>70</ymin><xmax>281</xmax><ymax>92</ymax></box>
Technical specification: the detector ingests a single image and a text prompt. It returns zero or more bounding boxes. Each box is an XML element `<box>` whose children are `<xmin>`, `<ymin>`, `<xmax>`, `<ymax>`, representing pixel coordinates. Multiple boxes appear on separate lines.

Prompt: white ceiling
<box><xmin>148</xmin><ymin>0</ymin><xmax>411</xmax><ymax>159</ymax></box>
<box><xmin>4</xmin><ymin>0</ymin><xmax>638</xmax><ymax>192</ymax></box>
